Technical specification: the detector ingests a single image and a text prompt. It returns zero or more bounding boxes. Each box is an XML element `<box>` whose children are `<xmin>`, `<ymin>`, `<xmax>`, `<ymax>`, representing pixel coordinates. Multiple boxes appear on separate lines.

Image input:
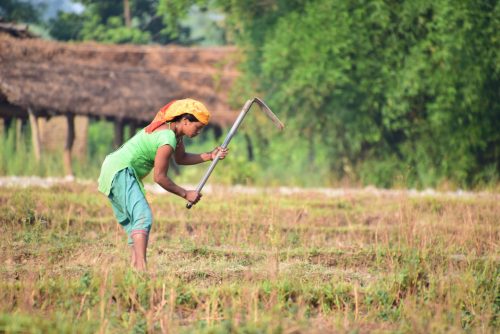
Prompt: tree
<box><xmin>48</xmin><ymin>0</ymin><xmax>151</xmax><ymax>43</ymax></box>
<box><xmin>215</xmin><ymin>0</ymin><xmax>499</xmax><ymax>188</ymax></box>
<box><xmin>47</xmin><ymin>0</ymin><xmax>220</xmax><ymax>44</ymax></box>
<box><xmin>40</xmin><ymin>0</ymin><xmax>500</xmax><ymax>187</ymax></box>
<box><xmin>48</xmin><ymin>11</ymin><xmax>84</xmax><ymax>41</ymax></box>
<box><xmin>0</xmin><ymin>0</ymin><xmax>43</xmax><ymax>24</ymax></box>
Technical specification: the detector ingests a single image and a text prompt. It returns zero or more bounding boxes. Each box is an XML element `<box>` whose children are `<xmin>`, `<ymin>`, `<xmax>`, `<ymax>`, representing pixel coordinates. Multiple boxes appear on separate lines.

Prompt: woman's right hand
<box><xmin>184</xmin><ymin>190</ymin><xmax>202</xmax><ymax>204</ymax></box>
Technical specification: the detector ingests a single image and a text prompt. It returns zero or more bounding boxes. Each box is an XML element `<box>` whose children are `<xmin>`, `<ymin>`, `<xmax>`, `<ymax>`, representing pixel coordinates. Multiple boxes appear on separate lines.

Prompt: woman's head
<box><xmin>171</xmin><ymin>113</ymin><xmax>205</xmax><ymax>138</ymax></box>
<box><xmin>145</xmin><ymin>98</ymin><xmax>210</xmax><ymax>134</ymax></box>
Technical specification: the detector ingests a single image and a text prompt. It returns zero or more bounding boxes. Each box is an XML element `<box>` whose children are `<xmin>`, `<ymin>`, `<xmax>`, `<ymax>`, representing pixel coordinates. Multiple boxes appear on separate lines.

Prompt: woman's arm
<box><xmin>154</xmin><ymin>145</ymin><xmax>201</xmax><ymax>204</ymax></box>
<box><xmin>174</xmin><ymin>140</ymin><xmax>228</xmax><ymax>165</ymax></box>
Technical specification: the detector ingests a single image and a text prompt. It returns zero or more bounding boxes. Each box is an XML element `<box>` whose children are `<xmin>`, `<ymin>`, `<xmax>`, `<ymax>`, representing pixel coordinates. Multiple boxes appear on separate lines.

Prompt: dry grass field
<box><xmin>0</xmin><ymin>183</ymin><xmax>498</xmax><ymax>333</ymax></box>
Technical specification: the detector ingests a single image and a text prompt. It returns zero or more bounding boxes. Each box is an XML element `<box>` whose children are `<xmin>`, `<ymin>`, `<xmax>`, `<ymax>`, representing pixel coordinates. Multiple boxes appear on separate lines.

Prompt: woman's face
<box><xmin>184</xmin><ymin>120</ymin><xmax>205</xmax><ymax>138</ymax></box>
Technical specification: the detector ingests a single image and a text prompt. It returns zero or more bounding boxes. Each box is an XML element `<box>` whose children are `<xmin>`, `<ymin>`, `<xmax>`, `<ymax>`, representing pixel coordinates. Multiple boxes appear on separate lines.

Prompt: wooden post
<box><xmin>2</xmin><ymin>117</ymin><xmax>13</xmax><ymax>137</ymax></box>
<box><xmin>64</xmin><ymin>114</ymin><xmax>75</xmax><ymax>177</ymax></box>
<box><xmin>211</xmin><ymin>124</ymin><xmax>223</xmax><ymax>140</ymax></box>
<box><xmin>16</xmin><ymin>118</ymin><xmax>22</xmax><ymax>149</ymax></box>
<box><xmin>129</xmin><ymin>121</ymin><xmax>137</xmax><ymax>139</ymax></box>
<box><xmin>114</xmin><ymin>119</ymin><xmax>124</xmax><ymax>148</ymax></box>
<box><xmin>27</xmin><ymin>108</ymin><xmax>41</xmax><ymax>162</ymax></box>
<box><xmin>123</xmin><ymin>0</ymin><xmax>131</xmax><ymax>27</ymax></box>
<box><xmin>79</xmin><ymin>116</ymin><xmax>89</xmax><ymax>161</ymax></box>
<box><xmin>244</xmin><ymin>133</ymin><xmax>254</xmax><ymax>161</ymax></box>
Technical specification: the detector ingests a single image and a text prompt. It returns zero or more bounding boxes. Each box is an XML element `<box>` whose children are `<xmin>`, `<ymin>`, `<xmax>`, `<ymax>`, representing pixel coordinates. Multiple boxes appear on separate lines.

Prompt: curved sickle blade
<box><xmin>253</xmin><ymin>97</ymin><xmax>285</xmax><ymax>130</ymax></box>
<box><xmin>186</xmin><ymin>97</ymin><xmax>284</xmax><ymax>209</ymax></box>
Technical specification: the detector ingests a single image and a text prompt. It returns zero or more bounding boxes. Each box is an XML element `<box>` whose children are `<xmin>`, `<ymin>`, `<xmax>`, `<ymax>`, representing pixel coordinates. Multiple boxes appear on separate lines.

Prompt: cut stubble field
<box><xmin>0</xmin><ymin>184</ymin><xmax>498</xmax><ymax>333</ymax></box>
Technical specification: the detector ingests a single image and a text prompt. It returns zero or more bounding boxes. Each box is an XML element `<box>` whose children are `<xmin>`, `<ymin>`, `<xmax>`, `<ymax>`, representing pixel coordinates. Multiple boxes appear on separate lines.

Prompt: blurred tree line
<box><xmin>0</xmin><ymin>0</ymin><xmax>226</xmax><ymax>44</ymax></box>
<box><xmin>48</xmin><ymin>0</ymin><xmax>184</xmax><ymax>44</ymax></box>
<box><xmin>1</xmin><ymin>0</ymin><xmax>498</xmax><ymax>188</ymax></box>
<box><xmin>215</xmin><ymin>0</ymin><xmax>499</xmax><ymax>188</ymax></box>
<box><xmin>0</xmin><ymin>0</ymin><xmax>42</xmax><ymax>24</ymax></box>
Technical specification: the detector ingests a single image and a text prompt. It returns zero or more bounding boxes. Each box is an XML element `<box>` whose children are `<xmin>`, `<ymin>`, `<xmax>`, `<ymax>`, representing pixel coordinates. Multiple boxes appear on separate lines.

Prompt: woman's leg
<box><xmin>131</xmin><ymin>233</ymin><xmax>148</xmax><ymax>270</ymax></box>
<box><xmin>130</xmin><ymin>246</ymin><xmax>136</xmax><ymax>267</ymax></box>
<box><xmin>109</xmin><ymin>170</ymin><xmax>135</xmax><ymax>266</ymax></box>
<box><xmin>109</xmin><ymin>168</ymin><xmax>153</xmax><ymax>270</ymax></box>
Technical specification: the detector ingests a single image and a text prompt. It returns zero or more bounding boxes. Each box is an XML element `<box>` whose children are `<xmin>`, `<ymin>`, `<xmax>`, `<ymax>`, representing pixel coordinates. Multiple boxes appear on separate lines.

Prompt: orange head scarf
<box><xmin>145</xmin><ymin>98</ymin><xmax>210</xmax><ymax>133</ymax></box>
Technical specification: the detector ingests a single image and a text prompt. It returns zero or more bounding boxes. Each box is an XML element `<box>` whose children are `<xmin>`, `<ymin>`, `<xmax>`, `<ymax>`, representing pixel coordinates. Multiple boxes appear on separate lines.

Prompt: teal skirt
<box><xmin>108</xmin><ymin>167</ymin><xmax>153</xmax><ymax>245</ymax></box>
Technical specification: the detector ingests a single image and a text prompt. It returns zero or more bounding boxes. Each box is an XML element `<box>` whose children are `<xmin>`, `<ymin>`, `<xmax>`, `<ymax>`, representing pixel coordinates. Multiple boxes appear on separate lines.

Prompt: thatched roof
<box><xmin>0</xmin><ymin>33</ymin><xmax>240</xmax><ymax>126</ymax></box>
<box><xmin>0</xmin><ymin>22</ymin><xmax>35</xmax><ymax>39</ymax></box>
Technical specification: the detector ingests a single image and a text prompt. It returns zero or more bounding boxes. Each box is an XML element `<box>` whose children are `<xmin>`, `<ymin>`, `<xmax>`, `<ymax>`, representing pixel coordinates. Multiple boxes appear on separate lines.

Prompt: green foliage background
<box><xmin>214</xmin><ymin>0</ymin><xmax>499</xmax><ymax>188</ymax></box>
<box><xmin>0</xmin><ymin>0</ymin><xmax>498</xmax><ymax>188</ymax></box>
<box><xmin>44</xmin><ymin>0</ymin><xmax>226</xmax><ymax>45</ymax></box>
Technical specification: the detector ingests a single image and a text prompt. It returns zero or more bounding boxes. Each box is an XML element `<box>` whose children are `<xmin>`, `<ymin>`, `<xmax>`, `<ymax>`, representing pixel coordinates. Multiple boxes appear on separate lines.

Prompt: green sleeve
<box><xmin>156</xmin><ymin>130</ymin><xmax>177</xmax><ymax>151</ymax></box>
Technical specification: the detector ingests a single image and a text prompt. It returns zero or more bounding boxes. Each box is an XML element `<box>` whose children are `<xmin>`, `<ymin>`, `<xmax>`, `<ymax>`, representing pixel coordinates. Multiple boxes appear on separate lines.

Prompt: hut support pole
<box><xmin>124</xmin><ymin>0</ymin><xmax>131</xmax><ymax>27</ymax></box>
<box><xmin>114</xmin><ymin>119</ymin><xmax>124</xmax><ymax>148</ymax></box>
<box><xmin>28</xmin><ymin>108</ymin><xmax>41</xmax><ymax>162</ymax></box>
<box><xmin>129</xmin><ymin>122</ymin><xmax>137</xmax><ymax>139</ymax></box>
<box><xmin>16</xmin><ymin>118</ymin><xmax>22</xmax><ymax>149</ymax></box>
<box><xmin>64</xmin><ymin>114</ymin><xmax>75</xmax><ymax>177</ymax></box>
<box><xmin>244</xmin><ymin>133</ymin><xmax>254</xmax><ymax>161</ymax></box>
<box><xmin>2</xmin><ymin>117</ymin><xmax>13</xmax><ymax>137</ymax></box>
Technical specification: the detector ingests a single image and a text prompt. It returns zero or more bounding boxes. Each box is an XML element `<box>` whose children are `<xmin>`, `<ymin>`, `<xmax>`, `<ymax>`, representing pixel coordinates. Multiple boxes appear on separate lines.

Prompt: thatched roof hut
<box><xmin>0</xmin><ymin>33</ymin><xmax>240</xmax><ymax>126</ymax></box>
<box><xmin>0</xmin><ymin>33</ymin><xmax>241</xmax><ymax>176</ymax></box>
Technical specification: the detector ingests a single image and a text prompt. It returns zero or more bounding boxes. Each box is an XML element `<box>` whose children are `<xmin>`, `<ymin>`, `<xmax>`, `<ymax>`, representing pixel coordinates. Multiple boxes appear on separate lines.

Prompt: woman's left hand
<box><xmin>210</xmin><ymin>146</ymin><xmax>229</xmax><ymax>160</ymax></box>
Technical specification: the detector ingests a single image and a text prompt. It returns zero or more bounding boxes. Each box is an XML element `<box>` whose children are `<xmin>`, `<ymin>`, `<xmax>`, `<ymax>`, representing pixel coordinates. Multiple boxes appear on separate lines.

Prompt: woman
<box><xmin>98</xmin><ymin>98</ymin><xmax>228</xmax><ymax>270</ymax></box>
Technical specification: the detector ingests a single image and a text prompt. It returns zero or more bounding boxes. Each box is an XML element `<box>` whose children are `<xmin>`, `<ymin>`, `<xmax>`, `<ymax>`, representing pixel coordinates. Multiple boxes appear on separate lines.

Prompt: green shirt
<box><xmin>98</xmin><ymin>128</ymin><xmax>177</xmax><ymax>196</ymax></box>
